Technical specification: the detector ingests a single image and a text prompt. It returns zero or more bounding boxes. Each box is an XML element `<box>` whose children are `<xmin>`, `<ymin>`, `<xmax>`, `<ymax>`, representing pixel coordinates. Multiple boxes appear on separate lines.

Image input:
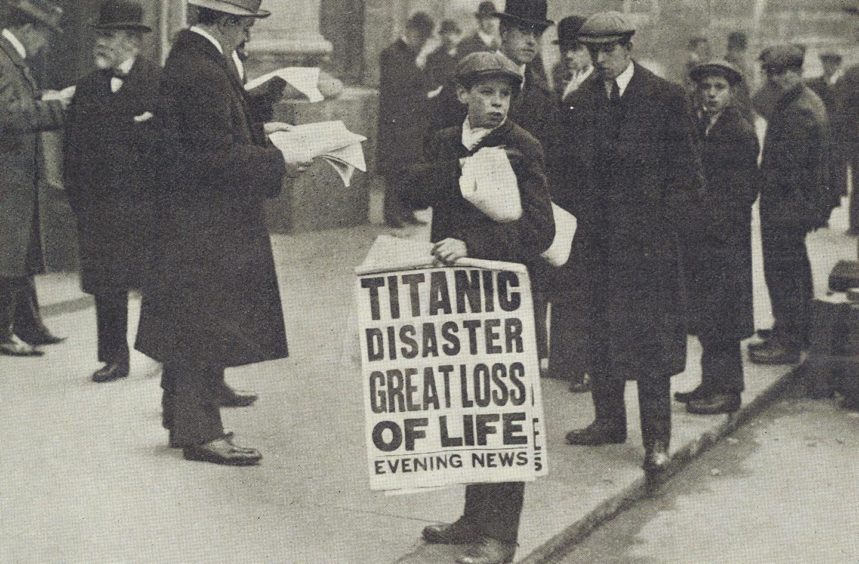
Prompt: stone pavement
<box><xmin>0</xmin><ymin>200</ymin><xmax>854</xmax><ymax>563</ymax></box>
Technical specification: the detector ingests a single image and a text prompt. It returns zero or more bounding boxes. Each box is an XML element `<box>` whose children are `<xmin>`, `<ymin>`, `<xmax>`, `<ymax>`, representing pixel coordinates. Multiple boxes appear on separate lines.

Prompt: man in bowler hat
<box><xmin>0</xmin><ymin>0</ymin><xmax>69</xmax><ymax>357</ymax></box>
<box><xmin>551</xmin><ymin>15</ymin><xmax>593</xmax><ymax>106</ymax></box>
<box><xmin>64</xmin><ymin>0</ymin><xmax>161</xmax><ymax>383</ymax></box>
<box><xmin>558</xmin><ymin>12</ymin><xmax>705</xmax><ymax>473</ymax></box>
<box><xmin>458</xmin><ymin>1</ymin><xmax>500</xmax><ymax>59</ymax></box>
<box><xmin>135</xmin><ymin>0</ymin><xmax>310</xmax><ymax>466</ymax></box>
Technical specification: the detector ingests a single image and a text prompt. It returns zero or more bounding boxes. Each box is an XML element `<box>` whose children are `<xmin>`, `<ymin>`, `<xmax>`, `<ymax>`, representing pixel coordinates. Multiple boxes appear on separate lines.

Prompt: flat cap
<box><xmin>455</xmin><ymin>51</ymin><xmax>523</xmax><ymax>88</ymax></box>
<box><xmin>690</xmin><ymin>59</ymin><xmax>744</xmax><ymax>85</ymax></box>
<box><xmin>577</xmin><ymin>11</ymin><xmax>635</xmax><ymax>44</ymax></box>
<box><xmin>759</xmin><ymin>44</ymin><xmax>805</xmax><ymax>71</ymax></box>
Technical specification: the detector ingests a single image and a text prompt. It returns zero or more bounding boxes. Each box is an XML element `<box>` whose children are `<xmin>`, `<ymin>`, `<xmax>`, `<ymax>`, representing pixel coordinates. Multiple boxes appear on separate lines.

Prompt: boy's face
<box><xmin>697</xmin><ymin>75</ymin><xmax>733</xmax><ymax>114</ymax></box>
<box><xmin>457</xmin><ymin>77</ymin><xmax>514</xmax><ymax>129</ymax></box>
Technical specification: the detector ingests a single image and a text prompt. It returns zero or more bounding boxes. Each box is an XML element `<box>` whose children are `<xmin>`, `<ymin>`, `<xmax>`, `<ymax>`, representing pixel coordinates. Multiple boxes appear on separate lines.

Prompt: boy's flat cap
<box><xmin>456</xmin><ymin>52</ymin><xmax>523</xmax><ymax>87</ymax></box>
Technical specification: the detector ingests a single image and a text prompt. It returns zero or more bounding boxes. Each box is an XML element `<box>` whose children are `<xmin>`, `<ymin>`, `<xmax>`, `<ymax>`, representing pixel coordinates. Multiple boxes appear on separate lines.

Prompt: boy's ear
<box><xmin>455</xmin><ymin>84</ymin><xmax>470</xmax><ymax>105</ymax></box>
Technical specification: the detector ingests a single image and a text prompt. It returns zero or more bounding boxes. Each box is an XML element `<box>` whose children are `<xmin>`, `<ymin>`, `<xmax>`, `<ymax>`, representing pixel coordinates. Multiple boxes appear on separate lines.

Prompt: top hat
<box><xmin>553</xmin><ymin>15</ymin><xmax>587</xmax><ymax>47</ymax></box>
<box><xmin>187</xmin><ymin>0</ymin><xmax>271</xmax><ymax>18</ymax></box>
<box><xmin>91</xmin><ymin>1</ymin><xmax>151</xmax><ymax>32</ymax></box>
<box><xmin>494</xmin><ymin>0</ymin><xmax>554</xmax><ymax>31</ymax></box>
<box><xmin>578</xmin><ymin>11</ymin><xmax>636</xmax><ymax>44</ymax></box>
<box><xmin>690</xmin><ymin>59</ymin><xmax>743</xmax><ymax>85</ymax></box>
<box><xmin>7</xmin><ymin>0</ymin><xmax>63</xmax><ymax>33</ymax></box>
<box><xmin>759</xmin><ymin>44</ymin><xmax>805</xmax><ymax>71</ymax></box>
<box><xmin>475</xmin><ymin>1</ymin><xmax>497</xmax><ymax>19</ymax></box>
<box><xmin>456</xmin><ymin>51</ymin><xmax>523</xmax><ymax>89</ymax></box>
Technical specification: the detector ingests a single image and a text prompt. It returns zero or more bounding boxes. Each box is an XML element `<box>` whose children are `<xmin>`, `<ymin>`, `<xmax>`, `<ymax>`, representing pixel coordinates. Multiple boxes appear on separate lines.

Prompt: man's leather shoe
<box><xmin>218</xmin><ymin>387</ymin><xmax>258</xmax><ymax>407</ymax></box>
<box><xmin>92</xmin><ymin>361</ymin><xmax>130</xmax><ymax>383</ymax></box>
<box><xmin>456</xmin><ymin>537</ymin><xmax>516</xmax><ymax>564</ymax></box>
<box><xmin>568</xmin><ymin>373</ymin><xmax>592</xmax><ymax>393</ymax></box>
<box><xmin>642</xmin><ymin>441</ymin><xmax>670</xmax><ymax>474</ymax></box>
<box><xmin>674</xmin><ymin>384</ymin><xmax>711</xmax><ymax>403</ymax></box>
<box><xmin>17</xmin><ymin>330</ymin><xmax>66</xmax><ymax>346</ymax></box>
<box><xmin>687</xmin><ymin>393</ymin><xmax>741</xmax><ymax>415</ymax></box>
<box><xmin>183</xmin><ymin>436</ymin><xmax>262</xmax><ymax>466</ymax></box>
<box><xmin>749</xmin><ymin>344</ymin><xmax>800</xmax><ymax>365</ymax></box>
<box><xmin>423</xmin><ymin>518</ymin><xmax>480</xmax><ymax>544</ymax></box>
<box><xmin>565</xmin><ymin>421</ymin><xmax>626</xmax><ymax>446</ymax></box>
<box><xmin>0</xmin><ymin>336</ymin><xmax>43</xmax><ymax>357</ymax></box>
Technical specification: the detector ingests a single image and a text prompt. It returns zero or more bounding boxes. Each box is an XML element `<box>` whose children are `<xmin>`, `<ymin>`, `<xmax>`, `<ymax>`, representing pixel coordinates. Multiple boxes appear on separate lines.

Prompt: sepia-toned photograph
<box><xmin>2</xmin><ymin>0</ymin><xmax>859</xmax><ymax>562</ymax></box>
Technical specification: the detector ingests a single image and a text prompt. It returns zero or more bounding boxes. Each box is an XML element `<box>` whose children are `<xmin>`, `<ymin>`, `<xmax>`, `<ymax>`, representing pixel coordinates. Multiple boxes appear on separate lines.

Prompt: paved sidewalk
<box><xmin>0</xmin><ymin>200</ymin><xmax>853</xmax><ymax>563</ymax></box>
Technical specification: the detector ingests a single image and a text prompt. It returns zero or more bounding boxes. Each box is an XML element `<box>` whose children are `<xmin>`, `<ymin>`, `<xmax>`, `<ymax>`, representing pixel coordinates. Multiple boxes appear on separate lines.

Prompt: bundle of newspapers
<box><xmin>268</xmin><ymin>121</ymin><xmax>367</xmax><ymax>187</ymax></box>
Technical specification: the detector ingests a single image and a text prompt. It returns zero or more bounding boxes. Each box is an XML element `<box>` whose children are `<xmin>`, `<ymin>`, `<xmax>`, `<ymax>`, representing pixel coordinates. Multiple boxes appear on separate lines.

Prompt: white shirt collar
<box><xmin>461</xmin><ymin>116</ymin><xmax>504</xmax><ymax>151</ymax></box>
<box><xmin>562</xmin><ymin>65</ymin><xmax>593</xmax><ymax>101</ymax></box>
<box><xmin>232</xmin><ymin>50</ymin><xmax>245</xmax><ymax>81</ymax></box>
<box><xmin>2</xmin><ymin>29</ymin><xmax>27</xmax><ymax>59</ymax></box>
<box><xmin>116</xmin><ymin>56</ymin><xmax>135</xmax><ymax>75</ymax></box>
<box><xmin>606</xmin><ymin>61</ymin><xmax>634</xmax><ymax>98</ymax></box>
<box><xmin>190</xmin><ymin>26</ymin><xmax>224</xmax><ymax>55</ymax></box>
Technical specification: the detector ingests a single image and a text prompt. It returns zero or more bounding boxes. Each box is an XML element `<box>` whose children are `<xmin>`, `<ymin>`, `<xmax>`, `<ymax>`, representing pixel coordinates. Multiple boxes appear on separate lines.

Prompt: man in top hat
<box><xmin>749</xmin><ymin>45</ymin><xmax>831</xmax><ymax>366</ymax></box>
<box><xmin>558</xmin><ymin>11</ymin><xmax>705</xmax><ymax>474</ymax></box>
<box><xmin>426</xmin><ymin>19</ymin><xmax>463</xmax><ymax>91</ymax></box>
<box><xmin>458</xmin><ymin>1</ymin><xmax>500</xmax><ymax>59</ymax></box>
<box><xmin>551</xmin><ymin>15</ymin><xmax>593</xmax><ymax>106</ymax></box>
<box><xmin>63</xmin><ymin>0</ymin><xmax>160</xmax><ymax>383</ymax></box>
<box><xmin>377</xmin><ymin>11</ymin><xmax>435</xmax><ymax>227</ymax></box>
<box><xmin>0</xmin><ymin>0</ymin><xmax>69</xmax><ymax>358</ymax></box>
<box><xmin>135</xmin><ymin>0</ymin><xmax>311</xmax><ymax>466</ymax></box>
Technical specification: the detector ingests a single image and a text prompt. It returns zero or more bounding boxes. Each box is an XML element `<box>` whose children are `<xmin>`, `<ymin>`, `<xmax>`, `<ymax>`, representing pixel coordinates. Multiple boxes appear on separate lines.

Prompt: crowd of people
<box><xmin>0</xmin><ymin>0</ymin><xmax>855</xmax><ymax>562</ymax></box>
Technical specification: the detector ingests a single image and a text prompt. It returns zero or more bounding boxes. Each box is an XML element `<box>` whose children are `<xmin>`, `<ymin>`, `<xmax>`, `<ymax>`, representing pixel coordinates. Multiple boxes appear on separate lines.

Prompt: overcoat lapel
<box><xmin>0</xmin><ymin>36</ymin><xmax>36</xmax><ymax>93</ymax></box>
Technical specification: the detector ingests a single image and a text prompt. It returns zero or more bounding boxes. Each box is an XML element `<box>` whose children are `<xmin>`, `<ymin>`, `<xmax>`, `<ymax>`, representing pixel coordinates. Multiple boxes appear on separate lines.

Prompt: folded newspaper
<box><xmin>268</xmin><ymin>121</ymin><xmax>367</xmax><ymax>187</ymax></box>
<box><xmin>245</xmin><ymin>67</ymin><xmax>324</xmax><ymax>103</ymax></box>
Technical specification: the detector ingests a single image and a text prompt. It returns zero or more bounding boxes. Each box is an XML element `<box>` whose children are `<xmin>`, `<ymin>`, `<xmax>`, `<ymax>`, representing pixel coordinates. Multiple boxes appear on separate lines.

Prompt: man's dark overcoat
<box><xmin>135</xmin><ymin>30</ymin><xmax>287</xmax><ymax>368</ymax></box>
<box><xmin>376</xmin><ymin>38</ymin><xmax>431</xmax><ymax>178</ymax></box>
<box><xmin>759</xmin><ymin>83</ymin><xmax>831</xmax><ymax>231</ymax></box>
<box><xmin>684</xmin><ymin>106</ymin><xmax>759</xmax><ymax>340</ymax></box>
<box><xmin>0</xmin><ymin>36</ymin><xmax>64</xmax><ymax>278</ymax></box>
<box><xmin>64</xmin><ymin>57</ymin><xmax>161</xmax><ymax>294</ymax></box>
<box><xmin>550</xmin><ymin>63</ymin><xmax>705</xmax><ymax>379</ymax></box>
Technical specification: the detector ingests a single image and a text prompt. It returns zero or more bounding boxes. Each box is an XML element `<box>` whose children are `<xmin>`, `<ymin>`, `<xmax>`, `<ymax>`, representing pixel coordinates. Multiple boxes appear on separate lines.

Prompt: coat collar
<box><xmin>0</xmin><ymin>34</ymin><xmax>36</xmax><ymax>91</ymax></box>
<box><xmin>175</xmin><ymin>29</ymin><xmax>244</xmax><ymax>92</ymax></box>
<box><xmin>468</xmin><ymin>118</ymin><xmax>515</xmax><ymax>154</ymax></box>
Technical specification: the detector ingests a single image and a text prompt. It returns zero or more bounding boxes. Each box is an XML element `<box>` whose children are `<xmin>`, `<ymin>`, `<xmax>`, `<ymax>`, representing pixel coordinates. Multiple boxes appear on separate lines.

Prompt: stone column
<box><xmin>247</xmin><ymin>0</ymin><xmax>333</xmax><ymax>68</ymax></box>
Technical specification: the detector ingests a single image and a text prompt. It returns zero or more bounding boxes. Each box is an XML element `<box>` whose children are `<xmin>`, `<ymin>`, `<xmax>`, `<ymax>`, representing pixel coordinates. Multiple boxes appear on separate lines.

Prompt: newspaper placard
<box><xmin>356</xmin><ymin>257</ymin><xmax>547</xmax><ymax>493</ymax></box>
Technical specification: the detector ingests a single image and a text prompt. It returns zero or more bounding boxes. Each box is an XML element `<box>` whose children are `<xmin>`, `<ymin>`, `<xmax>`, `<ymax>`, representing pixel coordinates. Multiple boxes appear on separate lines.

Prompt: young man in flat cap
<box><xmin>0</xmin><ymin>0</ymin><xmax>70</xmax><ymax>358</ymax></box>
<box><xmin>135</xmin><ymin>0</ymin><xmax>310</xmax><ymax>466</ymax></box>
<box><xmin>401</xmin><ymin>51</ymin><xmax>554</xmax><ymax>564</ymax></box>
<box><xmin>557</xmin><ymin>11</ymin><xmax>705</xmax><ymax>474</ymax></box>
<box><xmin>63</xmin><ymin>0</ymin><xmax>161</xmax><ymax>383</ymax></box>
<box><xmin>749</xmin><ymin>45</ymin><xmax>832</xmax><ymax>366</ymax></box>
<box><xmin>458</xmin><ymin>1</ymin><xmax>500</xmax><ymax>59</ymax></box>
<box><xmin>674</xmin><ymin>61</ymin><xmax>760</xmax><ymax>415</ymax></box>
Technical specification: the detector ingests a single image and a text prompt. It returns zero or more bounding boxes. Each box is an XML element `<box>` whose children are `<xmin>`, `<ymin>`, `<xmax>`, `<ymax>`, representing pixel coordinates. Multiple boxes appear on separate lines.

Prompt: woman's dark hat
<box><xmin>91</xmin><ymin>1</ymin><xmax>151</xmax><ymax>32</ymax></box>
<box><xmin>187</xmin><ymin>0</ymin><xmax>271</xmax><ymax>18</ymax></box>
<box><xmin>690</xmin><ymin>60</ymin><xmax>743</xmax><ymax>85</ymax></box>
<box><xmin>553</xmin><ymin>15</ymin><xmax>587</xmax><ymax>46</ymax></box>
<box><xmin>494</xmin><ymin>0</ymin><xmax>554</xmax><ymax>31</ymax></box>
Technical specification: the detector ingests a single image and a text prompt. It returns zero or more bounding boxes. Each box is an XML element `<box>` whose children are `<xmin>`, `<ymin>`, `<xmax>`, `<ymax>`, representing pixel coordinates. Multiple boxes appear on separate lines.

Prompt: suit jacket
<box><xmin>760</xmin><ymin>83</ymin><xmax>832</xmax><ymax>230</ymax></box>
<box><xmin>64</xmin><ymin>57</ymin><xmax>161</xmax><ymax>293</ymax></box>
<box><xmin>551</xmin><ymin>63</ymin><xmax>705</xmax><ymax>379</ymax></box>
<box><xmin>400</xmin><ymin>119</ymin><xmax>555</xmax><ymax>266</ymax></box>
<box><xmin>376</xmin><ymin>39</ymin><xmax>432</xmax><ymax>178</ymax></box>
<box><xmin>135</xmin><ymin>30</ymin><xmax>288</xmax><ymax>368</ymax></box>
<box><xmin>0</xmin><ymin>35</ymin><xmax>64</xmax><ymax>277</ymax></box>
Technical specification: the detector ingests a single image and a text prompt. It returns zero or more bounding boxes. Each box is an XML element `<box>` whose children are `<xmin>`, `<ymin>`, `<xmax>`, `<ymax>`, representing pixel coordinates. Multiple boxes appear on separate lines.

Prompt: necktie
<box><xmin>610</xmin><ymin>80</ymin><xmax>621</xmax><ymax>105</ymax></box>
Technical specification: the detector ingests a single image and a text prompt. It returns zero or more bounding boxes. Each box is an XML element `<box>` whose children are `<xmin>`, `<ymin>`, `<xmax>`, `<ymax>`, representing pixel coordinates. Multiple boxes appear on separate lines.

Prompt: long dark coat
<box><xmin>134</xmin><ymin>31</ymin><xmax>287</xmax><ymax>368</ymax></box>
<box><xmin>0</xmin><ymin>36</ymin><xmax>65</xmax><ymax>278</ymax></box>
<box><xmin>64</xmin><ymin>57</ymin><xmax>161</xmax><ymax>294</ymax></box>
<box><xmin>683</xmin><ymin>107</ymin><xmax>759</xmax><ymax>340</ymax></box>
<box><xmin>376</xmin><ymin>39</ymin><xmax>431</xmax><ymax>178</ymax></box>
<box><xmin>550</xmin><ymin>63</ymin><xmax>706</xmax><ymax>379</ymax></box>
<box><xmin>759</xmin><ymin>83</ymin><xmax>831</xmax><ymax>231</ymax></box>
<box><xmin>400</xmin><ymin>118</ymin><xmax>555</xmax><ymax>265</ymax></box>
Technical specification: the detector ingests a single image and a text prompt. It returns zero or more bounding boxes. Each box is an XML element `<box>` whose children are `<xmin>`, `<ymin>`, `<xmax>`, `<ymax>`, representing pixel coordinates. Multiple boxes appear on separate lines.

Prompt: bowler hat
<box><xmin>439</xmin><ymin>20</ymin><xmax>461</xmax><ymax>35</ymax></box>
<box><xmin>7</xmin><ymin>0</ymin><xmax>63</xmax><ymax>33</ymax></box>
<box><xmin>91</xmin><ymin>1</ymin><xmax>151</xmax><ymax>32</ymax></box>
<box><xmin>553</xmin><ymin>15</ymin><xmax>587</xmax><ymax>46</ymax></box>
<box><xmin>187</xmin><ymin>0</ymin><xmax>271</xmax><ymax>18</ymax></box>
<box><xmin>690</xmin><ymin>60</ymin><xmax>743</xmax><ymax>85</ymax></box>
<box><xmin>475</xmin><ymin>1</ymin><xmax>497</xmax><ymax>19</ymax></box>
<box><xmin>494</xmin><ymin>0</ymin><xmax>554</xmax><ymax>31</ymax></box>
<box><xmin>759</xmin><ymin>44</ymin><xmax>805</xmax><ymax>72</ymax></box>
<box><xmin>456</xmin><ymin>51</ymin><xmax>523</xmax><ymax>89</ymax></box>
<box><xmin>578</xmin><ymin>11</ymin><xmax>636</xmax><ymax>44</ymax></box>
<box><xmin>406</xmin><ymin>11</ymin><xmax>435</xmax><ymax>37</ymax></box>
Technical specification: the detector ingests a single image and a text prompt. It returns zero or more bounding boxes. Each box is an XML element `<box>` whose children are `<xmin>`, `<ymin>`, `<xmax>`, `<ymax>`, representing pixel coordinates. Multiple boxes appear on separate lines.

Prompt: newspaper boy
<box><xmin>398</xmin><ymin>51</ymin><xmax>555</xmax><ymax>564</ymax></box>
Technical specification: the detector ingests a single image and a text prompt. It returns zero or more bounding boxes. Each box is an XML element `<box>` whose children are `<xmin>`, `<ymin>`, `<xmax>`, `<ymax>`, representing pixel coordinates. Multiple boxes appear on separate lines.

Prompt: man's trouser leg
<box><xmin>12</xmin><ymin>276</ymin><xmax>47</xmax><ymax>337</ymax></box>
<box><xmin>0</xmin><ymin>277</ymin><xmax>24</xmax><ymax>340</ymax></box>
<box><xmin>95</xmin><ymin>290</ymin><xmax>129</xmax><ymax>364</ymax></box>
<box><xmin>591</xmin><ymin>370</ymin><xmax>627</xmax><ymax>431</ymax></box>
<box><xmin>700</xmin><ymin>336</ymin><xmax>744</xmax><ymax>394</ymax></box>
<box><xmin>761</xmin><ymin>224</ymin><xmax>812</xmax><ymax>349</ymax></box>
<box><xmin>549</xmin><ymin>301</ymin><xmax>589</xmax><ymax>380</ymax></box>
<box><xmin>463</xmin><ymin>481</ymin><xmax>525</xmax><ymax>544</ymax></box>
<box><xmin>164</xmin><ymin>361</ymin><xmax>224</xmax><ymax>447</ymax></box>
<box><xmin>637</xmin><ymin>376</ymin><xmax>671</xmax><ymax>449</ymax></box>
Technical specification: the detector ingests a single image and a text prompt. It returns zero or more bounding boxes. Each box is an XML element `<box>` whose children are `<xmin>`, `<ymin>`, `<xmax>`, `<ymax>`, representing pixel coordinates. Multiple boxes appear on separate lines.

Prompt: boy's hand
<box><xmin>432</xmin><ymin>238</ymin><xmax>468</xmax><ymax>266</ymax></box>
